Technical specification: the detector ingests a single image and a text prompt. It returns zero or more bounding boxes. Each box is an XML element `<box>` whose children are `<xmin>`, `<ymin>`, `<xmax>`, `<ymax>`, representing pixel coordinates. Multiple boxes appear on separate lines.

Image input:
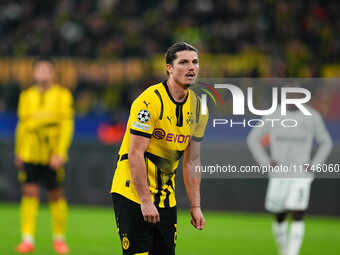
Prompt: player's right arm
<box><xmin>129</xmin><ymin>134</ymin><xmax>160</xmax><ymax>224</ymax></box>
<box><xmin>14</xmin><ymin>91</ymin><xmax>27</xmax><ymax>169</ymax></box>
<box><xmin>247</xmin><ymin>117</ymin><xmax>272</xmax><ymax>166</ymax></box>
<box><xmin>127</xmin><ymin>89</ymin><xmax>161</xmax><ymax>224</ymax></box>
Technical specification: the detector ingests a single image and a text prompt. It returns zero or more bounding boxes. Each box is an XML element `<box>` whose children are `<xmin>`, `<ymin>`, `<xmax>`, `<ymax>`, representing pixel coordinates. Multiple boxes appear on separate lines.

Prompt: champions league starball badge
<box><xmin>137</xmin><ymin>109</ymin><xmax>150</xmax><ymax>123</ymax></box>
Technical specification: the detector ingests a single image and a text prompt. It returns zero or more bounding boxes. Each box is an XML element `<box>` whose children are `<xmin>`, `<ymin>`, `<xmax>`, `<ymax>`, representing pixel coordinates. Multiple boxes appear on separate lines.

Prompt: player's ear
<box><xmin>166</xmin><ymin>63</ymin><xmax>173</xmax><ymax>75</ymax></box>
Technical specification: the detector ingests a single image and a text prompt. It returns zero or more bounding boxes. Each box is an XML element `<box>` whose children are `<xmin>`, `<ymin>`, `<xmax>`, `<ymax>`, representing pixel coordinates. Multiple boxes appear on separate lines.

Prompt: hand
<box><xmin>15</xmin><ymin>156</ymin><xmax>24</xmax><ymax>170</ymax></box>
<box><xmin>49</xmin><ymin>155</ymin><xmax>65</xmax><ymax>170</ymax></box>
<box><xmin>190</xmin><ymin>207</ymin><xmax>205</xmax><ymax>230</ymax></box>
<box><xmin>140</xmin><ymin>201</ymin><xmax>160</xmax><ymax>224</ymax></box>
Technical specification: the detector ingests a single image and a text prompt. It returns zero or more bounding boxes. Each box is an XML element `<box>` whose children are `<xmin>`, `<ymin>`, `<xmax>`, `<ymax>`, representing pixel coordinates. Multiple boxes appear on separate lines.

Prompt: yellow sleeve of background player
<box><xmin>128</xmin><ymin>91</ymin><xmax>160</xmax><ymax>138</ymax></box>
<box><xmin>56</xmin><ymin>89</ymin><xmax>74</xmax><ymax>160</ymax></box>
<box><xmin>15</xmin><ymin>91</ymin><xmax>27</xmax><ymax>157</ymax></box>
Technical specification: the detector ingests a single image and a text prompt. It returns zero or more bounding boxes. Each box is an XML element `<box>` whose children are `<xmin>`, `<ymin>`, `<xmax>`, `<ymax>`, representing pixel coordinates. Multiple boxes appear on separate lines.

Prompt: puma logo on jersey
<box><xmin>167</xmin><ymin>116</ymin><xmax>172</xmax><ymax>124</ymax></box>
<box><xmin>143</xmin><ymin>101</ymin><xmax>150</xmax><ymax>108</ymax></box>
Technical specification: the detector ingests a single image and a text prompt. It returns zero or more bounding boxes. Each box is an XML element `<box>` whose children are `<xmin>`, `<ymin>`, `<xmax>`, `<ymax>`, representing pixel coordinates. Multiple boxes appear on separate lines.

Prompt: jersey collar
<box><xmin>162</xmin><ymin>81</ymin><xmax>189</xmax><ymax>105</ymax></box>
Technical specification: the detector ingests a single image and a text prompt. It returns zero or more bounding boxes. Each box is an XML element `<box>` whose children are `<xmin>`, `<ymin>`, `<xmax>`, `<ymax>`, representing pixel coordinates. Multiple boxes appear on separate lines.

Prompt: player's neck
<box><xmin>37</xmin><ymin>82</ymin><xmax>53</xmax><ymax>92</ymax></box>
<box><xmin>166</xmin><ymin>79</ymin><xmax>189</xmax><ymax>103</ymax></box>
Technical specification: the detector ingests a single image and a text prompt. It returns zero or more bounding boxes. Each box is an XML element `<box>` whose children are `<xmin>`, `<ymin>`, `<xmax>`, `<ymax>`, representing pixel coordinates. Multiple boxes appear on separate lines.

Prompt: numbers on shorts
<box><xmin>297</xmin><ymin>188</ymin><xmax>304</xmax><ymax>203</ymax></box>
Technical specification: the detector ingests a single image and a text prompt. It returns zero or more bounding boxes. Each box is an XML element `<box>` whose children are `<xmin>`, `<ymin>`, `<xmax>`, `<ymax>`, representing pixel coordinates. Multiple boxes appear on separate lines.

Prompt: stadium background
<box><xmin>0</xmin><ymin>1</ymin><xmax>339</xmax><ymax>254</ymax></box>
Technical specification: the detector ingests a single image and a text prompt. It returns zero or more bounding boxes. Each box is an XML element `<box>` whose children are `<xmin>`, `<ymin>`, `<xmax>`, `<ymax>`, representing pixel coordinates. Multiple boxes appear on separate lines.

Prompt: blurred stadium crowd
<box><xmin>0</xmin><ymin>0</ymin><xmax>339</xmax><ymax>120</ymax></box>
<box><xmin>1</xmin><ymin>0</ymin><xmax>340</xmax><ymax>62</ymax></box>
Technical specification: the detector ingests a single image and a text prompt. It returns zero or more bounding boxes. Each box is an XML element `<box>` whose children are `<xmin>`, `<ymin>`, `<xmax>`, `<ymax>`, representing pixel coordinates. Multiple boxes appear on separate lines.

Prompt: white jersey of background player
<box><xmin>247</xmin><ymin>104</ymin><xmax>332</xmax><ymax>255</ymax></box>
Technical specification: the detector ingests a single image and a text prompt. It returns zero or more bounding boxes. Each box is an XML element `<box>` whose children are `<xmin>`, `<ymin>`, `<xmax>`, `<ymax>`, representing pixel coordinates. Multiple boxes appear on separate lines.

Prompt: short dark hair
<box><xmin>33</xmin><ymin>56</ymin><xmax>54</xmax><ymax>68</ymax></box>
<box><xmin>165</xmin><ymin>42</ymin><xmax>198</xmax><ymax>65</ymax></box>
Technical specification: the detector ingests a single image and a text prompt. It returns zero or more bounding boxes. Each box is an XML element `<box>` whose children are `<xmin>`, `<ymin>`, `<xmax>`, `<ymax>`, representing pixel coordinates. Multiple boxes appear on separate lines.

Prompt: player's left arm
<box><xmin>183</xmin><ymin>140</ymin><xmax>205</xmax><ymax>230</ymax></box>
<box><xmin>51</xmin><ymin>89</ymin><xmax>74</xmax><ymax>170</ymax></box>
<box><xmin>182</xmin><ymin>97</ymin><xmax>208</xmax><ymax>230</ymax></box>
<box><xmin>310</xmin><ymin>110</ymin><xmax>333</xmax><ymax>166</ymax></box>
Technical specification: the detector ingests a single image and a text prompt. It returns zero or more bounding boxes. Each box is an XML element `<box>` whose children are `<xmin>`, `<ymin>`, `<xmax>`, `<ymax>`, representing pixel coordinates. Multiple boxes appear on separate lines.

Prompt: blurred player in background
<box><xmin>247</xmin><ymin>97</ymin><xmax>332</xmax><ymax>255</ymax></box>
<box><xmin>110</xmin><ymin>42</ymin><xmax>208</xmax><ymax>255</ymax></box>
<box><xmin>15</xmin><ymin>57</ymin><xmax>74</xmax><ymax>254</ymax></box>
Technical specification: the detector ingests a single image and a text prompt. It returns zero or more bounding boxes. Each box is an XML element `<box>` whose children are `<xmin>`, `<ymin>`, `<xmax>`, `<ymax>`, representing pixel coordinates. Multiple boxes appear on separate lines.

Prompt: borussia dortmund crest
<box><xmin>186</xmin><ymin>112</ymin><xmax>194</xmax><ymax>126</ymax></box>
<box><xmin>122</xmin><ymin>236</ymin><xmax>129</xmax><ymax>250</ymax></box>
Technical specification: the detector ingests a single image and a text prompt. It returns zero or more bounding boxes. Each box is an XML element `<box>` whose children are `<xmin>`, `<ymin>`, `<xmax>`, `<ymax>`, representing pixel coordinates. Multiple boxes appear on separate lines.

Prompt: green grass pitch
<box><xmin>0</xmin><ymin>203</ymin><xmax>339</xmax><ymax>255</ymax></box>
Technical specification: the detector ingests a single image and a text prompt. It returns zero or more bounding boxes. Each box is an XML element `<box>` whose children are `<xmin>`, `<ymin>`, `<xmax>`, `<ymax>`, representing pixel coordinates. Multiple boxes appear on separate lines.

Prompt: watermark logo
<box><xmin>200</xmin><ymin>84</ymin><xmax>311</xmax><ymax>116</ymax></box>
<box><xmin>195</xmin><ymin>80</ymin><xmax>313</xmax><ymax>128</ymax></box>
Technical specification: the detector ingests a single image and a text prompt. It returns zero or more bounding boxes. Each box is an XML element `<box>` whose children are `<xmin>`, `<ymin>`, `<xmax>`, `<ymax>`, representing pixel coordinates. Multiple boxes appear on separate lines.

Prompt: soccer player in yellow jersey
<box><xmin>15</xmin><ymin>57</ymin><xmax>74</xmax><ymax>254</ymax></box>
<box><xmin>110</xmin><ymin>42</ymin><xmax>208</xmax><ymax>255</ymax></box>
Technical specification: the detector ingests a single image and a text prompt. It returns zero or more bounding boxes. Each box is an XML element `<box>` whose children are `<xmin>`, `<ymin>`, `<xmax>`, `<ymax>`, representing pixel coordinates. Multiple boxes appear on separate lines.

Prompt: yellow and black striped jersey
<box><xmin>111</xmin><ymin>81</ymin><xmax>208</xmax><ymax>208</ymax></box>
<box><xmin>15</xmin><ymin>84</ymin><xmax>74</xmax><ymax>165</ymax></box>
